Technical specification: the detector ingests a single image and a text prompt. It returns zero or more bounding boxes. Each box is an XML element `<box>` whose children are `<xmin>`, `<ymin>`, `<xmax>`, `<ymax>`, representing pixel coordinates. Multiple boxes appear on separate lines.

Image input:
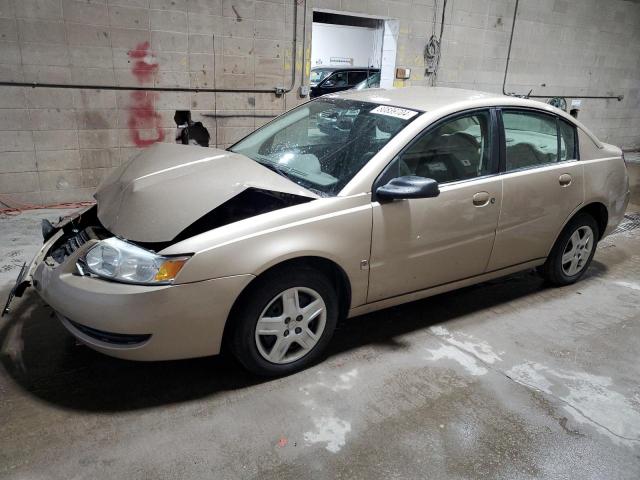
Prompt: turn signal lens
<box><xmin>155</xmin><ymin>258</ymin><xmax>189</xmax><ymax>282</ymax></box>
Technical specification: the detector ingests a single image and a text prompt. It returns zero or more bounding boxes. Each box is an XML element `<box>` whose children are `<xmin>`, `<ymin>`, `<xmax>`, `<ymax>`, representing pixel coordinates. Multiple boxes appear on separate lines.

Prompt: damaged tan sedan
<box><xmin>6</xmin><ymin>87</ymin><xmax>630</xmax><ymax>376</ymax></box>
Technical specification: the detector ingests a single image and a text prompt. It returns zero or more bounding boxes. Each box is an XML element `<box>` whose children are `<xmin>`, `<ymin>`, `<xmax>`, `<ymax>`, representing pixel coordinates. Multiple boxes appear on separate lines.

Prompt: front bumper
<box><xmin>31</xmin><ymin>241</ymin><xmax>254</xmax><ymax>361</ymax></box>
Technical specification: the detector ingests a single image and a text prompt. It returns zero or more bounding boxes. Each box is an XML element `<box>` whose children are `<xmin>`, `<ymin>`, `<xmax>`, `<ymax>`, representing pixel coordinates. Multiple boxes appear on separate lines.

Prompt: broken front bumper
<box><xmin>2</xmin><ymin>228</ymin><xmax>65</xmax><ymax>316</ymax></box>
<box><xmin>25</xmin><ymin>234</ymin><xmax>254</xmax><ymax>361</ymax></box>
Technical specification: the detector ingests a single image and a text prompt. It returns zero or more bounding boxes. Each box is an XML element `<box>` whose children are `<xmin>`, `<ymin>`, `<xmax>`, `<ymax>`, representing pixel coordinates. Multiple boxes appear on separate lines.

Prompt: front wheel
<box><xmin>229</xmin><ymin>267</ymin><xmax>338</xmax><ymax>376</ymax></box>
<box><xmin>538</xmin><ymin>213</ymin><xmax>599</xmax><ymax>286</ymax></box>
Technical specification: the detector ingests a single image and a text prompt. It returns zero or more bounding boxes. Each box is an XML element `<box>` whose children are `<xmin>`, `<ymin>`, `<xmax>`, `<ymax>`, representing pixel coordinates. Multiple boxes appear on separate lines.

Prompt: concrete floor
<box><xmin>1</xmin><ymin>162</ymin><xmax>639</xmax><ymax>479</ymax></box>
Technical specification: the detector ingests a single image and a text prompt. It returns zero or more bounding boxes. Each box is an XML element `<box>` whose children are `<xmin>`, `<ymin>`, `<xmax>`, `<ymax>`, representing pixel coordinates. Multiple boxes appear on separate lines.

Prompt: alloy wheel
<box><xmin>254</xmin><ymin>287</ymin><xmax>327</xmax><ymax>364</ymax></box>
<box><xmin>561</xmin><ymin>225</ymin><xmax>594</xmax><ymax>276</ymax></box>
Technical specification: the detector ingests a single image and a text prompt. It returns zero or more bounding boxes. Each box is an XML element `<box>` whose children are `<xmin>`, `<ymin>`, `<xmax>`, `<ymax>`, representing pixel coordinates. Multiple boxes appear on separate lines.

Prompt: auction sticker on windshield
<box><xmin>370</xmin><ymin>105</ymin><xmax>418</xmax><ymax>120</ymax></box>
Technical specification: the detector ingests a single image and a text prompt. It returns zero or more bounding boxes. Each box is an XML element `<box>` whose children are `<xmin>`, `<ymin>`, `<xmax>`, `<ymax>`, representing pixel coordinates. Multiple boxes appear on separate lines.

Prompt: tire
<box><xmin>229</xmin><ymin>266</ymin><xmax>338</xmax><ymax>376</ymax></box>
<box><xmin>538</xmin><ymin>213</ymin><xmax>599</xmax><ymax>286</ymax></box>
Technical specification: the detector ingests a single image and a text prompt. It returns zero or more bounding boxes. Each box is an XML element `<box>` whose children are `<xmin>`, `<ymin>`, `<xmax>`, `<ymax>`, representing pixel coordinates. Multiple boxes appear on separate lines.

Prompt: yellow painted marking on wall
<box><xmin>305</xmin><ymin>45</ymin><xmax>311</xmax><ymax>76</ymax></box>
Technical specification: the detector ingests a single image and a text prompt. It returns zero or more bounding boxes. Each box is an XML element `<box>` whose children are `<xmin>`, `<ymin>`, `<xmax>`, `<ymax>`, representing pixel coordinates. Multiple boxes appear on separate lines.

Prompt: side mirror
<box><xmin>323</xmin><ymin>80</ymin><xmax>335</xmax><ymax>87</ymax></box>
<box><xmin>376</xmin><ymin>176</ymin><xmax>440</xmax><ymax>201</ymax></box>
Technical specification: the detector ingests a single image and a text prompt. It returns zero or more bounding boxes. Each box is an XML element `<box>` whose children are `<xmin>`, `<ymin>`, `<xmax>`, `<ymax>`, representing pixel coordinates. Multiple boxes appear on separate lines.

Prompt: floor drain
<box><xmin>611</xmin><ymin>212</ymin><xmax>640</xmax><ymax>235</ymax></box>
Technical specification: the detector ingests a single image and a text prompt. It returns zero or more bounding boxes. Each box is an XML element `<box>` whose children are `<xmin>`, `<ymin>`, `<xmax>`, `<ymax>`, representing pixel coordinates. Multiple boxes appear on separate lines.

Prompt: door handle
<box><xmin>472</xmin><ymin>191</ymin><xmax>492</xmax><ymax>207</ymax></box>
<box><xmin>559</xmin><ymin>173</ymin><xmax>572</xmax><ymax>187</ymax></box>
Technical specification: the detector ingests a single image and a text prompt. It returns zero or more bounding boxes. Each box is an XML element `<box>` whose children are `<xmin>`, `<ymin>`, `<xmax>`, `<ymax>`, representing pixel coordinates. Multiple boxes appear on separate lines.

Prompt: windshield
<box><xmin>309</xmin><ymin>69</ymin><xmax>333</xmax><ymax>85</ymax></box>
<box><xmin>230</xmin><ymin>99</ymin><xmax>419</xmax><ymax>196</ymax></box>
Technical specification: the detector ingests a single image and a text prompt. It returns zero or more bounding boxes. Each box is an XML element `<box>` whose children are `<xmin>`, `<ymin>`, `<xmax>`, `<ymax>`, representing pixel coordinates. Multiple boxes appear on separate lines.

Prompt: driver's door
<box><xmin>367</xmin><ymin>109</ymin><xmax>502</xmax><ymax>302</ymax></box>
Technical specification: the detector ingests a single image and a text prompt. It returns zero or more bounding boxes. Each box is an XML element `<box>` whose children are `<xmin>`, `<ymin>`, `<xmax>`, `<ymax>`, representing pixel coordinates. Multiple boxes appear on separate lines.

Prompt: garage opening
<box><xmin>310</xmin><ymin>11</ymin><xmax>398</xmax><ymax>95</ymax></box>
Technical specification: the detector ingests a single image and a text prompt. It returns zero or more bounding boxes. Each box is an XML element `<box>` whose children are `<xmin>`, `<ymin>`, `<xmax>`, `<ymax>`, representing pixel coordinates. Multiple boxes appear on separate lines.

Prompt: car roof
<box><xmin>311</xmin><ymin>66</ymin><xmax>380</xmax><ymax>72</ymax></box>
<box><xmin>327</xmin><ymin>86</ymin><xmax>603</xmax><ymax>147</ymax></box>
<box><xmin>330</xmin><ymin>86</ymin><xmax>506</xmax><ymax>111</ymax></box>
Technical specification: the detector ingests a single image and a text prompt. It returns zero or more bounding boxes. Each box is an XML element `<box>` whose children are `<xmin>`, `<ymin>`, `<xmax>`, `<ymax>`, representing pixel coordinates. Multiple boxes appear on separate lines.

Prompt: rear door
<box><xmin>486</xmin><ymin>109</ymin><xmax>583</xmax><ymax>270</ymax></box>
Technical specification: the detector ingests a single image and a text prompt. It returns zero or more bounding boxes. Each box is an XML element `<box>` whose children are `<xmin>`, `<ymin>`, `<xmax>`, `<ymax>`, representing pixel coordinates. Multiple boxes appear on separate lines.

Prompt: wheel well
<box><xmin>577</xmin><ymin>202</ymin><xmax>608</xmax><ymax>239</ymax></box>
<box><xmin>222</xmin><ymin>256</ymin><xmax>352</xmax><ymax>347</ymax></box>
<box><xmin>263</xmin><ymin>257</ymin><xmax>352</xmax><ymax>319</ymax></box>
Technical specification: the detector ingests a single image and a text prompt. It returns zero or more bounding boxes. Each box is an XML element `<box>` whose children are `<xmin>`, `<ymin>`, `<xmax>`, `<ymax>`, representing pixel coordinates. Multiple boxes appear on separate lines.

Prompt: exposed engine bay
<box><xmin>169</xmin><ymin>188</ymin><xmax>313</xmax><ymax>244</ymax></box>
<box><xmin>44</xmin><ymin>206</ymin><xmax>108</xmax><ymax>265</ymax></box>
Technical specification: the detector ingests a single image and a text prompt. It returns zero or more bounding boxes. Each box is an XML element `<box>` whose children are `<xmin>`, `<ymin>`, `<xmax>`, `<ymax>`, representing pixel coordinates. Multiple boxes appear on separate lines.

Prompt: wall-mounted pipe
<box><xmin>299</xmin><ymin>0</ymin><xmax>309</xmax><ymax>90</ymax></box>
<box><xmin>0</xmin><ymin>82</ymin><xmax>281</xmax><ymax>94</ymax></box>
<box><xmin>0</xmin><ymin>2</ymin><xmax>300</xmax><ymax>96</ymax></box>
<box><xmin>280</xmin><ymin>0</ymin><xmax>300</xmax><ymax>95</ymax></box>
<box><xmin>502</xmin><ymin>0</ymin><xmax>623</xmax><ymax>102</ymax></box>
<box><xmin>203</xmin><ymin>113</ymin><xmax>277</xmax><ymax>119</ymax></box>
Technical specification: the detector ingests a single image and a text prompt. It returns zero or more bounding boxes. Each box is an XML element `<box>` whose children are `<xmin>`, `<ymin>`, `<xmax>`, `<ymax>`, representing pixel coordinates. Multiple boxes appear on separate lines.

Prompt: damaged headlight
<box><xmin>82</xmin><ymin>237</ymin><xmax>190</xmax><ymax>285</ymax></box>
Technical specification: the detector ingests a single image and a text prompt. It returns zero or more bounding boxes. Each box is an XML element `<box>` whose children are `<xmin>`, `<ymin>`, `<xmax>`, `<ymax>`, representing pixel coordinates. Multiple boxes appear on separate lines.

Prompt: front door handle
<box><xmin>472</xmin><ymin>191</ymin><xmax>492</xmax><ymax>206</ymax></box>
<box><xmin>559</xmin><ymin>173</ymin><xmax>572</xmax><ymax>187</ymax></box>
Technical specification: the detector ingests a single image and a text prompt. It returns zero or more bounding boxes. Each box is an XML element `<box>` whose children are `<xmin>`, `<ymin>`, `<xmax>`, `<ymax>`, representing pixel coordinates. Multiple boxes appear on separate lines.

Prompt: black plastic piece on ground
<box><xmin>2</xmin><ymin>262</ymin><xmax>28</xmax><ymax>317</ymax></box>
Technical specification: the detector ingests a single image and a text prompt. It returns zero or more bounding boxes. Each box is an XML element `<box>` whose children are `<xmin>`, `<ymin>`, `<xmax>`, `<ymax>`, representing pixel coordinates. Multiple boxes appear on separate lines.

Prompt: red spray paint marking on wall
<box><xmin>127</xmin><ymin>42</ymin><xmax>165</xmax><ymax>147</ymax></box>
<box><xmin>129</xmin><ymin>41</ymin><xmax>158</xmax><ymax>83</ymax></box>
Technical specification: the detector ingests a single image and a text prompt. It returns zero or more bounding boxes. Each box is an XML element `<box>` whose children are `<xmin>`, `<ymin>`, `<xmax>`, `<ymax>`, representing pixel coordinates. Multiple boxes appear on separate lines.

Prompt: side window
<box><xmin>348</xmin><ymin>71</ymin><xmax>367</xmax><ymax>85</ymax></box>
<box><xmin>503</xmin><ymin>111</ymin><xmax>559</xmax><ymax>171</ymax></box>
<box><xmin>324</xmin><ymin>71</ymin><xmax>348</xmax><ymax>87</ymax></box>
<box><xmin>391</xmin><ymin>111</ymin><xmax>492</xmax><ymax>184</ymax></box>
<box><xmin>559</xmin><ymin>119</ymin><xmax>577</xmax><ymax>161</ymax></box>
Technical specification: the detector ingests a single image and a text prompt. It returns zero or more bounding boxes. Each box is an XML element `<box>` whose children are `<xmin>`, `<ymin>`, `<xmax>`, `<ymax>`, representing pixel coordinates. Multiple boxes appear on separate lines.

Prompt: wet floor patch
<box><xmin>506</xmin><ymin>361</ymin><xmax>640</xmax><ymax>447</ymax></box>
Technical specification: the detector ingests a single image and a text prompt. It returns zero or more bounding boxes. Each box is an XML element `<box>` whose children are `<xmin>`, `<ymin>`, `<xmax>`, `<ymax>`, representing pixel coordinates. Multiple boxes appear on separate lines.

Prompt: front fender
<box><xmin>166</xmin><ymin>194</ymin><xmax>373</xmax><ymax>308</ymax></box>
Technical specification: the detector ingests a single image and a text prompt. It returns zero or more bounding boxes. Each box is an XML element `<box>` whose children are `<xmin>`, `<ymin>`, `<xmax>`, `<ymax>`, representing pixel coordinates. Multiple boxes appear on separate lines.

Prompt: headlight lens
<box><xmin>83</xmin><ymin>237</ymin><xmax>190</xmax><ymax>285</ymax></box>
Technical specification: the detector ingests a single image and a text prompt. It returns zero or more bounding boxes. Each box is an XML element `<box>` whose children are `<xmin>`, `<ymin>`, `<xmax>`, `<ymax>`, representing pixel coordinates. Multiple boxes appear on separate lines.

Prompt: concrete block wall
<box><xmin>0</xmin><ymin>0</ymin><xmax>638</xmax><ymax>205</ymax></box>
<box><xmin>0</xmin><ymin>0</ymin><xmax>301</xmax><ymax>205</ymax></box>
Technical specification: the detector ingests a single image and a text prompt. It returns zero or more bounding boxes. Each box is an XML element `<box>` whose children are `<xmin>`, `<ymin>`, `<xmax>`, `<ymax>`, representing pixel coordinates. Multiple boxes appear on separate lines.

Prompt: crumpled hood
<box><xmin>95</xmin><ymin>143</ymin><xmax>318</xmax><ymax>242</ymax></box>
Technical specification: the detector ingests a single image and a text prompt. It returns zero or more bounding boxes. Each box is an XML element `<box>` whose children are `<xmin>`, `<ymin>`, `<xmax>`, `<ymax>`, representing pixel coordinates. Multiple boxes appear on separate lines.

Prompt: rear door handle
<box><xmin>472</xmin><ymin>191</ymin><xmax>492</xmax><ymax>207</ymax></box>
<box><xmin>559</xmin><ymin>173</ymin><xmax>572</xmax><ymax>187</ymax></box>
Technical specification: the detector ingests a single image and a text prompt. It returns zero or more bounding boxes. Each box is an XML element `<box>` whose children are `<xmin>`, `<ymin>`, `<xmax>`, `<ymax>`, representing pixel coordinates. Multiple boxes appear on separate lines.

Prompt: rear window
<box><xmin>348</xmin><ymin>71</ymin><xmax>367</xmax><ymax>85</ymax></box>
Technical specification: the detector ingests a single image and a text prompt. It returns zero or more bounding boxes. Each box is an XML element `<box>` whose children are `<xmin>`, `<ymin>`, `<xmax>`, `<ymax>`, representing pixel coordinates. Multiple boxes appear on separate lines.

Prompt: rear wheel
<box><xmin>230</xmin><ymin>267</ymin><xmax>338</xmax><ymax>376</ymax></box>
<box><xmin>539</xmin><ymin>213</ymin><xmax>599</xmax><ymax>286</ymax></box>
